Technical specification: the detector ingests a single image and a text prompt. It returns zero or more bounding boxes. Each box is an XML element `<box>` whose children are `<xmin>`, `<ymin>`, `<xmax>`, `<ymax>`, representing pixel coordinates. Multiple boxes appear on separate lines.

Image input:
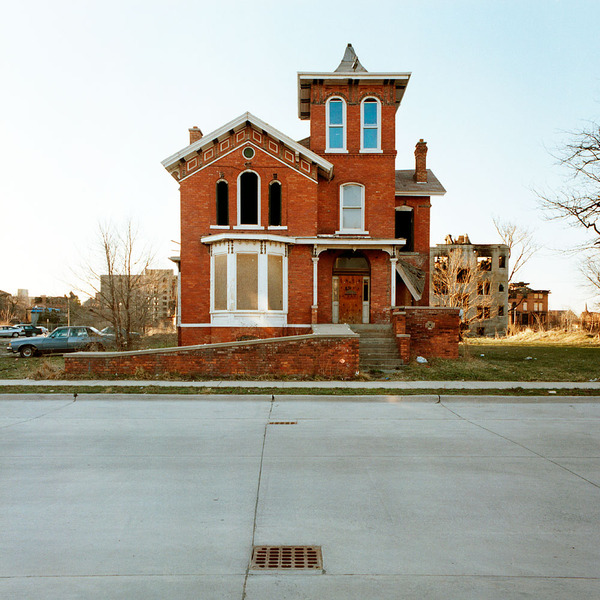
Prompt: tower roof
<box><xmin>297</xmin><ymin>44</ymin><xmax>411</xmax><ymax>120</ymax></box>
<box><xmin>334</xmin><ymin>43</ymin><xmax>368</xmax><ymax>73</ymax></box>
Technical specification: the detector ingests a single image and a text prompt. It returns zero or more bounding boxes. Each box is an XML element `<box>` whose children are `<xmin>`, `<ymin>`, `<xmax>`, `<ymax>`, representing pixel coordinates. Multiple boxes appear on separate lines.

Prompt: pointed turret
<box><xmin>334</xmin><ymin>43</ymin><xmax>368</xmax><ymax>73</ymax></box>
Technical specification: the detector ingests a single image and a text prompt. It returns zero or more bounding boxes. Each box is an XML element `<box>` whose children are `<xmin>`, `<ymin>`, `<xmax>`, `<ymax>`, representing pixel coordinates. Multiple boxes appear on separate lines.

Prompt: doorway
<box><xmin>332</xmin><ymin>252</ymin><xmax>370</xmax><ymax>324</ymax></box>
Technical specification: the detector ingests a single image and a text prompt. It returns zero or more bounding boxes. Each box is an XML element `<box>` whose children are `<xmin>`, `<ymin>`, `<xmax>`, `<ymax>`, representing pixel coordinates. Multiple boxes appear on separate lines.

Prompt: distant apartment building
<box><xmin>431</xmin><ymin>234</ymin><xmax>509</xmax><ymax>336</ymax></box>
<box><xmin>99</xmin><ymin>268</ymin><xmax>177</xmax><ymax>327</ymax></box>
<box><xmin>508</xmin><ymin>282</ymin><xmax>550</xmax><ymax>328</ymax></box>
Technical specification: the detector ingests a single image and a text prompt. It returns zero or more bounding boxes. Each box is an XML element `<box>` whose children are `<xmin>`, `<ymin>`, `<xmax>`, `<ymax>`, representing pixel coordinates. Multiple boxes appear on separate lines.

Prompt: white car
<box><xmin>0</xmin><ymin>325</ymin><xmax>23</xmax><ymax>338</ymax></box>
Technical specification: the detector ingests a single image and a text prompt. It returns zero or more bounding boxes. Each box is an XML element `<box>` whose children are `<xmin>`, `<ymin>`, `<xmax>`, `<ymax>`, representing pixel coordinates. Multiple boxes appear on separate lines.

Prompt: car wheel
<box><xmin>20</xmin><ymin>346</ymin><xmax>35</xmax><ymax>358</ymax></box>
<box><xmin>12</xmin><ymin>332</ymin><xmax>19</xmax><ymax>337</ymax></box>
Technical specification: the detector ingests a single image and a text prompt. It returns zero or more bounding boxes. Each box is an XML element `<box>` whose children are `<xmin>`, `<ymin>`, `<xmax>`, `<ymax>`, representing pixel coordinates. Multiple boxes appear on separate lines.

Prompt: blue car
<box><xmin>7</xmin><ymin>326</ymin><xmax>112</xmax><ymax>358</ymax></box>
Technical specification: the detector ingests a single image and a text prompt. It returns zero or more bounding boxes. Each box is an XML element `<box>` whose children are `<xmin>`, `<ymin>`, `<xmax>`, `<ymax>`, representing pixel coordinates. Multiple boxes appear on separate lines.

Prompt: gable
<box><xmin>162</xmin><ymin>112</ymin><xmax>334</xmax><ymax>183</ymax></box>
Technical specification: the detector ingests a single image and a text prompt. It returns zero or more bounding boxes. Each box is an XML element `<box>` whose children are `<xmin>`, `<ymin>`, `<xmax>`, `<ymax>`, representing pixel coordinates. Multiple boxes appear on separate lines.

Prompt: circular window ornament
<box><xmin>242</xmin><ymin>146</ymin><xmax>255</xmax><ymax>159</ymax></box>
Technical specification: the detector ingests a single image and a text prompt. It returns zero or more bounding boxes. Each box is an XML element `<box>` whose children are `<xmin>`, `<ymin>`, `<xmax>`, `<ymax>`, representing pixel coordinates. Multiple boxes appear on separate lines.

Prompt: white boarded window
<box><xmin>214</xmin><ymin>254</ymin><xmax>228</xmax><ymax>310</ymax></box>
<box><xmin>268</xmin><ymin>254</ymin><xmax>283</xmax><ymax>310</ymax></box>
<box><xmin>236</xmin><ymin>253</ymin><xmax>259</xmax><ymax>310</ymax></box>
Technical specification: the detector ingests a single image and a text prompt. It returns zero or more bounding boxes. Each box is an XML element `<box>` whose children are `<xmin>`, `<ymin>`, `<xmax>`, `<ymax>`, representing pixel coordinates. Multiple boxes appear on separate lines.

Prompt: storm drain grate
<box><xmin>268</xmin><ymin>421</ymin><xmax>298</xmax><ymax>425</ymax></box>
<box><xmin>250</xmin><ymin>545</ymin><xmax>322</xmax><ymax>571</ymax></box>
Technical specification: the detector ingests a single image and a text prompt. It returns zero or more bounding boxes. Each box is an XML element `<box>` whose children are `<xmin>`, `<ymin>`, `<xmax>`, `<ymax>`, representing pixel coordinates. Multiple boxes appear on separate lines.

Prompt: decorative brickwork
<box><xmin>65</xmin><ymin>333</ymin><xmax>359</xmax><ymax>379</ymax></box>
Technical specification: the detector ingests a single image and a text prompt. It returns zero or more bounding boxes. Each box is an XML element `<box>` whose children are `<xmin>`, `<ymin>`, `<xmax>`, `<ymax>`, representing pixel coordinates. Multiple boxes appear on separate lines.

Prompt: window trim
<box><xmin>337</xmin><ymin>183</ymin><xmax>366</xmax><ymax>234</ymax></box>
<box><xmin>326</xmin><ymin>96</ymin><xmax>348</xmax><ymax>153</ymax></box>
<box><xmin>360</xmin><ymin>97</ymin><xmax>382</xmax><ymax>153</ymax></box>
<box><xmin>237</xmin><ymin>170</ymin><xmax>261</xmax><ymax>226</ymax></box>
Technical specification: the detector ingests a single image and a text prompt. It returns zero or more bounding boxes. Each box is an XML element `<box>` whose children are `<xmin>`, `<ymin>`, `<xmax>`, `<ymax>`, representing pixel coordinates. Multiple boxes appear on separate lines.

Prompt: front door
<box><xmin>338</xmin><ymin>275</ymin><xmax>364</xmax><ymax>324</ymax></box>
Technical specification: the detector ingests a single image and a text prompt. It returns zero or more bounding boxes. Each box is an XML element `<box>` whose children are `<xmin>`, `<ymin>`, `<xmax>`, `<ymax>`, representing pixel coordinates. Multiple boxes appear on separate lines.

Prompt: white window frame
<box><xmin>337</xmin><ymin>183</ymin><xmax>366</xmax><ymax>234</ymax></box>
<box><xmin>360</xmin><ymin>97</ymin><xmax>382</xmax><ymax>153</ymax></box>
<box><xmin>209</xmin><ymin>240</ymin><xmax>288</xmax><ymax>327</ymax></box>
<box><xmin>235</xmin><ymin>170</ymin><xmax>262</xmax><ymax>229</ymax></box>
<box><xmin>326</xmin><ymin>96</ymin><xmax>347</xmax><ymax>153</ymax></box>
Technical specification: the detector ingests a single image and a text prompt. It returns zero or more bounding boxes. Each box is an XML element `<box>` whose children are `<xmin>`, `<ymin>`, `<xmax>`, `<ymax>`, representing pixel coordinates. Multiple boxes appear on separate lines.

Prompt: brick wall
<box><xmin>65</xmin><ymin>333</ymin><xmax>359</xmax><ymax>379</ymax></box>
<box><xmin>392</xmin><ymin>307</ymin><xmax>460</xmax><ymax>360</ymax></box>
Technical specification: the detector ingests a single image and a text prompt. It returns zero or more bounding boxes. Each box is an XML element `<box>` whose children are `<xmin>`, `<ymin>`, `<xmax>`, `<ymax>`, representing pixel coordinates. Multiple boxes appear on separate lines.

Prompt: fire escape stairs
<box><xmin>349</xmin><ymin>324</ymin><xmax>404</xmax><ymax>372</ymax></box>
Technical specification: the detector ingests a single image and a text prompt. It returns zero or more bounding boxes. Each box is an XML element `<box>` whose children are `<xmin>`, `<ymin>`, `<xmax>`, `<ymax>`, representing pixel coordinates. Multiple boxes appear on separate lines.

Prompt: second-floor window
<box><xmin>340</xmin><ymin>183</ymin><xmax>365</xmax><ymax>233</ymax></box>
<box><xmin>327</xmin><ymin>97</ymin><xmax>346</xmax><ymax>151</ymax></box>
<box><xmin>238</xmin><ymin>171</ymin><xmax>260</xmax><ymax>225</ymax></box>
<box><xmin>216</xmin><ymin>180</ymin><xmax>229</xmax><ymax>226</ymax></box>
<box><xmin>269</xmin><ymin>181</ymin><xmax>282</xmax><ymax>226</ymax></box>
<box><xmin>361</xmin><ymin>98</ymin><xmax>381</xmax><ymax>151</ymax></box>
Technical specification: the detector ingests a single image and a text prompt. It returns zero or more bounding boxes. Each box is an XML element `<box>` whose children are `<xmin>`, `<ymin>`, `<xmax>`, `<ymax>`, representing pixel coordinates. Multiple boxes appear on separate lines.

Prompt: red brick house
<box><xmin>161</xmin><ymin>45</ymin><xmax>456</xmax><ymax>361</ymax></box>
<box><xmin>508</xmin><ymin>282</ymin><xmax>550</xmax><ymax>329</ymax></box>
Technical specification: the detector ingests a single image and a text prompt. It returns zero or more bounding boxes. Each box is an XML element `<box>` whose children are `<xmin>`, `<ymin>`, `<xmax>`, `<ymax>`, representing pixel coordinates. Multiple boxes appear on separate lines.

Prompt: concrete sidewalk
<box><xmin>1</xmin><ymin>394</ymin><xmax>599</xmax><ymax>599</ymax></box>
<box><xmin>2</xmin><ymin>378</ymin><xmax>600</xmax><ymax>389</ymax></box>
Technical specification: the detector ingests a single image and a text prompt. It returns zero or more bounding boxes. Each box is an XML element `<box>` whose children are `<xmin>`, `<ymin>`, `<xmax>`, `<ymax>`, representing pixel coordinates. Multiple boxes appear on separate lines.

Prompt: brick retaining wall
<box><xmin>64</xmin><ymin>333</ymin><xmax>359</xmax><ymax>379</ymax></box>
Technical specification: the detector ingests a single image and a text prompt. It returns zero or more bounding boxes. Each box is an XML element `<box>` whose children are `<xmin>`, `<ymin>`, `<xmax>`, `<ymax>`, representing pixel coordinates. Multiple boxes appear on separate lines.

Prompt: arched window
<box><xmin>326</xmin><ymin>97</ymin><xmax>346</xmax><ymax>152</ymax></box>
<box><xmin>339</xmin><ymin>183</ymin><xmax>365</xmax><ymax>233</ymax></box>
<box><xmin>361</xmin><ymin>97</ymin><xmax>381</xmax><ymax>151</ymax></box>
<box><xmin>216</xmin><ymin>180</ymin><xmax>229</xmax><ymax>226</ymax></box>
<box><xmin>268</xmin><ymin>181</ymin><xmax>282</xmax><ymax>226</ymax></box>
<box><xmin>238</xmin><ymin>171</ymin><xmax>260</xmax><ymax>225</ymax></box>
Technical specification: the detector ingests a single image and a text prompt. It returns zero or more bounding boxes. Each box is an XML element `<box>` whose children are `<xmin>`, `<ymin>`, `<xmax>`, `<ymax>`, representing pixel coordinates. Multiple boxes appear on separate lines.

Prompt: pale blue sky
<box><xmin>2</xmin><ymin>0</ymin><xmax>599</xmax><ymax>311</ymax></box>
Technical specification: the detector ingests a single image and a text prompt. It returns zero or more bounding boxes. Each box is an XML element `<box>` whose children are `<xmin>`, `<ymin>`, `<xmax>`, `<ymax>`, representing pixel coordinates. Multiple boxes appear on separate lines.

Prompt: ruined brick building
<box><xmin>161</xmin><ymin>45</ymin><xmax>459</xmax><ymax>365</ymax></box>
<box><xmin>431</xmin><ymin>235</ymin><xmax>509</xmax><ymax>336</ymax></box>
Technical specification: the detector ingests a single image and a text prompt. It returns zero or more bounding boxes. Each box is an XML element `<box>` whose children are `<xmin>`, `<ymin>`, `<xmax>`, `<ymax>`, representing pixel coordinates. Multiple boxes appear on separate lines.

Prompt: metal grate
<box><xmin>268</xmin><ymin>421</ymin><xmax>298</xmax><ymax>425</ymax></box>
<box><xmin>250</xmin><ymin>546</ymin><xmax>322</xmax><ymax>570</ymax></box>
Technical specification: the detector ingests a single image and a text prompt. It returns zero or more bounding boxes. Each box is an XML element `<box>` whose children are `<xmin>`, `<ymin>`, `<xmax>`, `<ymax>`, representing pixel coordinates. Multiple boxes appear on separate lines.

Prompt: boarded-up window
<box><xmin>237</xmin><ymin>253</ymin><xmax>258</xmax><ymax>310</ymax></box>
<box><xmin>214</xmin><ymin>254</ymin><xmax>227</xmax><ymax>310</ymax></box>
<box><xmin>268</xmin><ymin>254</ymin><xmax>283</xmax><ymax>310</ymax></box>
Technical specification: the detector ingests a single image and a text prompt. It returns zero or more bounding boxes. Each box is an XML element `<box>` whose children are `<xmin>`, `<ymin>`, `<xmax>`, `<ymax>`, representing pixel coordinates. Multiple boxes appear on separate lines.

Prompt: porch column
<box><xmin>390</xmin><ymin>256</ymin><xmax>398</xmax><ymax>307</ymax></box>
<box><xmin>311</xmin><ymin>254</ymin><xmax>319</xmax><ymax>324</ymax></box>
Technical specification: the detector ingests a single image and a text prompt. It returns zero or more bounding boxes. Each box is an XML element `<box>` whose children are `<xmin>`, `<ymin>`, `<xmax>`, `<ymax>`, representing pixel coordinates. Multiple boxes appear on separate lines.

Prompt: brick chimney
<box><xmin>189</xmin><ymin>126</ymin><xmax>203</xmax><ymax>144</ymax></box>
<box><xmin>414</xmin><ymin>139</ymin><xmax>428</xmax><ymax>183</ymax></box>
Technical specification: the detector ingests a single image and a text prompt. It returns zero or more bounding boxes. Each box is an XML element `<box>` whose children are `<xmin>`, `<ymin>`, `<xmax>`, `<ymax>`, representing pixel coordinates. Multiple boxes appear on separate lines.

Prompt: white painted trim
<box><xmin>339</xmin><ymin>183</ymin><xmax>366</xmax><ymax>234</ymax></box>
<box><xmin>210</xmin><ymin>225</ymin><xmax>231</xmax><ymax>229</ymax></box>
<box><xmin>268</xmin><ymin>226</ymin><xmax>288</xmax><ymax>230</ymax></box>
<box><xmin>201</xmin><ymin>233</ymin><xmax>294</xmax><ymax>244</ymax></box>
<box><xmin>178</xmin><ymin>141</ymin><xmax>320</xmax><ymax>184</ymax></box>
<box><xmin>360</xmin><ymin>97</ymin><xmax>382</xmax><ymax>152</ymax></box>
<box><xmin>161</xmin><ymin>111</ymin><xmax>334</xmax><ymax>175</ymax></box>
<box><xmin>299</xmin><ymin>72</ymin><xmax>411</xmax><ymax>81</ymax></box>
<box><xmin>326</xmin><ymin>97</ymin><xmax>347</xmax><ymax>153</ymax></box>
<box><xmin>395</xmin><ymin>190</ymin><xmax>446</xmax><ymax>197</ymax></box>
<box><xmin>233</xmin><ymin>225</ymin><xmax>265</xmax><ymax>230</ymax></box>
<box><xmin>179</xmin><ymin>323</ymin><xmax>311</xmax><ymax>328</ymax></box>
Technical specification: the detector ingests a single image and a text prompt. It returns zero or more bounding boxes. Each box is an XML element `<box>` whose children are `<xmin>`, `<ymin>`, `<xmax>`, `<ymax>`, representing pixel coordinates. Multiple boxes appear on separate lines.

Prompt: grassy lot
<box><xmin>1</xmin><ymin>330</ymin><xmax>599</xmax><ymax>383</ymax></box>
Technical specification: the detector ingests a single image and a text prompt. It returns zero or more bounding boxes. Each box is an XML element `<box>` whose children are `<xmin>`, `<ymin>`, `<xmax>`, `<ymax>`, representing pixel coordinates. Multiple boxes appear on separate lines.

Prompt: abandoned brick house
<box><xmin>509</xmin><ymin>282</ymin><xmax>550</xmax><ymax>329</ymax></box>
<box><xmin>431</xmin><ymin>235</ymin><xmax>509</xmax><ymax>336</ymax></box>
<box><xmin>160</xmin><ymin>45</ymin><xmax>459</xmax><ymax>364</ymax></box>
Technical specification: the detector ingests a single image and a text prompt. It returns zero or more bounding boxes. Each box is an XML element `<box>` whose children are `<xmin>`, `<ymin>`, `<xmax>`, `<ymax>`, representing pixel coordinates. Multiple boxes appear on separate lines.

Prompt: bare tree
<box><xmin>493</xmin><ymin>218</ymin><xmax>539</xmax><ymax>282</ymax></box>
<box><xmin>79</xmin><ymin>220</ymin><xmax>155</xmax><ymax>350</ymax></box>
<box><xmin>538</xmin><ymin>122</ymin><xmax>600</xmax><ymax>244</ymax></box>
<box><xmin>431</xmin><ymin>248</ymin><xmax>495</xmax><ymax>335</ymax></box>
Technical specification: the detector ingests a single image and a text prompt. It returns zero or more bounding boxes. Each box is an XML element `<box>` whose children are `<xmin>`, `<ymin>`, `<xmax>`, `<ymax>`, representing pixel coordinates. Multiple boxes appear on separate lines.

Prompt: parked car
<box><xmin>0</xmin><ymin>325</ymin><xmax>23</xmax><ymax>338</ymax></box>
<box><xmin>7</xmin><ymin>326</ymin><xmax>112</xmax><ymax>358</ymax></box>
<box><xmin>14</xmin><ymin>324</ymin><xmax>46</xmax><ymax>337</ymax></box>
<box><xmin>100</xmin><ymin>326</ymin><xmax>141</xmax><ymax>340</ymax></box>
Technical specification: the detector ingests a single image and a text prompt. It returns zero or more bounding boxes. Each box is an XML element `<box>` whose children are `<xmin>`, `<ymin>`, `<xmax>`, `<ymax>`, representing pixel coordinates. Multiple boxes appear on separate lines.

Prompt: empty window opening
<box><xmin>477</xmin><ymin>256</ymin><xmax>492</xmax><ymax>271</ymax></box>
<box><xmin>395</xmin><ymin>208</ymin><xmax>414</xmax><ymax>251</ymax></box>
<box><xmin>478</xmin><ymin>281</ymin><xmax>491</xmax><ymax>295</ymax></box>
<box><xmin>499</xmin><ymin>255</ymin><xmax>506</xmax><ymax>268</ymax></box>
<box><xmin>239</xmin><ymin>172</ymin><xmax>259</xmax><ymax>225</ymax></box>
<box><xmin>216</xmin><ymin>180</ymin><xmax>229</xmax><ymax>226</ymax></box>
<box><xmin>269</xmin><ymin>181</ymin><xmax>282</xmax><ymax>226</ymax></box>
<box><xmin>498</xmin><ymin>305</ymin><xmax>505</xmax><ymax>316</ymax></box>
<box><xmin>499</xmin><ymin>283</ymin><xmax>505</xmax><ymax>292</ymax></box>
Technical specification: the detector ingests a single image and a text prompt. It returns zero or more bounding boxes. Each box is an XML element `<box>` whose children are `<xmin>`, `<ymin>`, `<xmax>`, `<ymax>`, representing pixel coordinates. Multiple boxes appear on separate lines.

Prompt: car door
<box><xmin>43</xmin><ymin>328</ymin><xmax>70</xmax><ymax>352</ymax></box>
<box><xmin>68</xmin><ymin>327</ymin><xmax>89</xmax><ymax>351</ymax></box>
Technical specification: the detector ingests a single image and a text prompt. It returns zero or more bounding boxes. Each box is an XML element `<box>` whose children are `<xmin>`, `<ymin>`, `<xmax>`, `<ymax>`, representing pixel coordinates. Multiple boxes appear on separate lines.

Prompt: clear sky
<box><xmin>2</xmin><ymin>0</ymin><xmax>599</xmax><ymax>311</ymax></box>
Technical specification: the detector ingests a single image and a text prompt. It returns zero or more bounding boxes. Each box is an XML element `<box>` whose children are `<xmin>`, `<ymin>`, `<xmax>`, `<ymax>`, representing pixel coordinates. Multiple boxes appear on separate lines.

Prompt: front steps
<box><xmin>349</xmin><ymin>324</ymin><xmax>403</xmax><ymax>372</ymax></box>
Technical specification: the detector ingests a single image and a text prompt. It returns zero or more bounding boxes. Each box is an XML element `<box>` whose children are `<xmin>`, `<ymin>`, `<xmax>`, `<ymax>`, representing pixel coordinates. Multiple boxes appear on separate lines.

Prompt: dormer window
<box><xmin>326</xmin><ymin>97</ymin><xmax>346</xmax><ymax>152</ymax></box>
<box><xmin>361</xmin><ymin>98</ymin><xmax>381</xmax><ymax>152</ymax></box>
<box><xmin>339</xmin><ymin>183</ymin><xmax>365</xmax><ymax>233</ymax></box>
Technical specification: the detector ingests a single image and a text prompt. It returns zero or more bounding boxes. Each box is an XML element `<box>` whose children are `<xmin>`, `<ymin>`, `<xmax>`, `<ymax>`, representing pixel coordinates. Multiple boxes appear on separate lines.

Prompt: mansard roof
<box><xmin>395</xmin><ymin>170</ymin><xmax>446</xmax><ymax>196</ymax></box>
<box><xmin>161</xmin><ymin>112</ymin><xmax>334</xmax><ymax>180</ymax></box>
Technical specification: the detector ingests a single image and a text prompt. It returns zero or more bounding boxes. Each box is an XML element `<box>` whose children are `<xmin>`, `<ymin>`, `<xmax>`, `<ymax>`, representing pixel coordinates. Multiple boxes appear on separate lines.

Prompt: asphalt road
<box><xmin>1</xmin><ymin>394</ymin><xmax>599</xmax><ymax>599</ymax></box>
